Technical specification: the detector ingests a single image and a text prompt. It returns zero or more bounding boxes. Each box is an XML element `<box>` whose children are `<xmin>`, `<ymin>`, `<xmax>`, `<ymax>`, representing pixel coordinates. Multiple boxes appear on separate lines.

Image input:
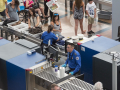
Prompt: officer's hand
<box><xmin>69</xmin><ymin>72</ymin><xmax>74</xmax><ymax>75</ymax></box>
<box><xmin>61</xmin><ymin>64</ymin><xmax>66</xmax><ymax>67</ymax></box>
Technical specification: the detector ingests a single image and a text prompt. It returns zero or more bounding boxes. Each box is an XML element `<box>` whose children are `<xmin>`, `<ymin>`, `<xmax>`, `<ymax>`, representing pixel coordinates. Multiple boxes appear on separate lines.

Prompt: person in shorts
<box><xmin>0</xmin><ymin>0</ymin><xmax>7</xmax><ymax>17</ymax></box>
<box><xmin>86</xmin><ymin>0</ymin><xmax>96</xmax><ymax>34</ymax></box>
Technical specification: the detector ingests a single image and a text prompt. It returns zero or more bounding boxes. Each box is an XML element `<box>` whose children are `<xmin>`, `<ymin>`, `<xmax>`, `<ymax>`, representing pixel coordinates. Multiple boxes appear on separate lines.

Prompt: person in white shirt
<box><xmin>86</xmin><ymin>0</ymin><xmax>96</xmax><ymax>34</ymax></box>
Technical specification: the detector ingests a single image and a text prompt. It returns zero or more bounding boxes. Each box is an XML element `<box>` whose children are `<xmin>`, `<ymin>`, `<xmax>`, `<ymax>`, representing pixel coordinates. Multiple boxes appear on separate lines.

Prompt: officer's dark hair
<box><xmin>68</xmin><ymin>43</ymin><xmax>74</xmax><ymax>48</ymax></box>
<box><xmin>88</xmin><ymin>0</ymin><xmax>93</xmax><ymax>2</ymax></box>
<box><xmin>47</xmin><ymin>25</ymin><xmax>53</xmax><ymax>33</ymax></box>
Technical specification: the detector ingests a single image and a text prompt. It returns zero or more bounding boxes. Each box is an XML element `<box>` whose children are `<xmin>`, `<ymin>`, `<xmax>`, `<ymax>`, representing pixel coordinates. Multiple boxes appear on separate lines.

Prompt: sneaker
<box><xmin>87</xmin><ymin>31</ymin><xmax>91</xmax><ymax>34</ymax></box>
<box><xmin>90</xmin><ymin>30</ymin><xmax>95</xmax><ymax>34</ymax></box>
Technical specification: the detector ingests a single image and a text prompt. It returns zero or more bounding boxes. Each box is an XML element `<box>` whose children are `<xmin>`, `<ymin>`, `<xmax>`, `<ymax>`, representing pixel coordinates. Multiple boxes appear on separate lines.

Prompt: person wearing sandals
<box><xmin>25</xmin><ymin>0</ymin><xmax>45</xmax><ymax>18</ymax></box>
<box><xmin>44</xmin><ymin>0</ymin><xmax>53</xmax><ymax>20</ymax></box>
<box><xmin>86</xmin><ymin>0</ymin><xmax>96</xmax><ymax>34</ymax></box>
<box><xmin>51</xmin><ymin>13</ymin><xmax>62</xmax><ymax>36</ymax></box>
<box><xmin>28</xmin><ymin>8</ymin><xmax>41</xmax><ymax>29</ymax></box>
<box><xmin>73</xmin><ymin>0</ymin><xmax>86</xmax><ymax>35</ymax></box>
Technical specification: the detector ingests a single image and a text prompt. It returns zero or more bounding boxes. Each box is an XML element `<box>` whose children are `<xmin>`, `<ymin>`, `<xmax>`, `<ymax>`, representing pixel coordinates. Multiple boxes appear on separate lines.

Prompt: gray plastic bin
<box><xmin>98</xmin><ymin>11</ymin><xmax>112</xmax><ymax>20</ymax></box>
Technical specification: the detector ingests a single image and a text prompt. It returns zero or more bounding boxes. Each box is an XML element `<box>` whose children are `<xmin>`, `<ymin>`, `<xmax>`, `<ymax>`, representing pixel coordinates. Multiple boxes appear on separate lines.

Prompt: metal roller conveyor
<box><xmin>60</xmin><ymin>82</ymin><xmax>83</xmax><ymax>90</ymax></box>
<box><xmin>36</xmin><ymin>71</ymin><xmax>60</xmax><ymax>83</ymax></box>
<box><xmin>69</xmin><ymin>78</ymin><xmax>93</xmax><ymax>90</ymax></box>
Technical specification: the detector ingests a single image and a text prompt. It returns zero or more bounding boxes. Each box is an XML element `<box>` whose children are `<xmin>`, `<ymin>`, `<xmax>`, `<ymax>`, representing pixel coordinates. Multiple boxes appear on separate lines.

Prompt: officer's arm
<box><xmin>73</xmin><ymin>55</ymin><xmax>81</xmax><ymax>74</ymax></box>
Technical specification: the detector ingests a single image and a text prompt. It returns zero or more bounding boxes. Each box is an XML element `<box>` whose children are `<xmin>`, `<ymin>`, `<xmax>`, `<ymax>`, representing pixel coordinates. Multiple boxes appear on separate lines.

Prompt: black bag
<box><xmin>2</xmin><ymin>19</ymin><xmax>16</xmax><ymax>26</ymax></box>
<box><xmin>29</xmin><ymin>27</ymin><xmax>42</xmax><ymax>34</ymax></box>
<box><xmin>29</xmin><ymin>14</ymin><xmax>42</xmax><ymax>34</ymax></box>
<box><xmin>32</xmin><ymin>2</ymin><xmax>39</xmax><ymax>9</ymax></box>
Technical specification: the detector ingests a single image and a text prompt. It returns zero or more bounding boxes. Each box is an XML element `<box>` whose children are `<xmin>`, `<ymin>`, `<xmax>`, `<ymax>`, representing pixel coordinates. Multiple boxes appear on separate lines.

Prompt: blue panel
<box><xmin>8</xmin><ymin>52</ymin><xmax>46</xmax><ymax>69</ymax></box>
<box><xmin>81</xmin><ymin>36</ymin><xmax>120</xmax><ymax>52</ymax></box>
<box><xmin>20</xmin><ymin>6</ymin><xmax>25</xmax><ymax>11</ymax></box>
<box><xmin>0</xmin><ymin>39</ymin><xmax>10</xmax><ymax>46</ymax></box>
<box><xmin>80</xmin><ymin>36</ymin><xmax>120</xmax><ymax>84</ymax></box>
<box><xmin>80</xmin><ymin>46</ymin><xmax>99</xmax><ymax>84</ymax></box>
<box><xmin>6</xmin><ymin>61</ymin><xmax>26</xmax><ymax>90</ymax></box>
<box><xmin>7</xmin><ymin>0</ymin><xmax>12</xmax><ymax>2</ymax></box>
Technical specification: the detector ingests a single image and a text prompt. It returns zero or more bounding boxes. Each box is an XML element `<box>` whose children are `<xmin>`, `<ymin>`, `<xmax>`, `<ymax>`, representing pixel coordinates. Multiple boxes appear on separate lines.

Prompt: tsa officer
<box><xmin>41</xmin><ymin>25</ymin><xmax>59</xmax><ymax>45</ymax></box>
<box><xmin>41</xmin><ymin>25</ymin><xmax>59</xmax><ymax>53</ymax></box>
<box><xmin>62</xmin><ymin>43</ymin><xmax>81</xmax><ymax>75</ymax></box>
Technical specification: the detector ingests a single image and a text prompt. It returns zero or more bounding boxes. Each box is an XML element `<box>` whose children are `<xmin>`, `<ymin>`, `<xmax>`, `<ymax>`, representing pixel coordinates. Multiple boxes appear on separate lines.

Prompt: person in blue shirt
<box><xmin>41</xmin><ymin>25</ymin><xmax>59</xmax><ymax>45</ymax></box>
<box><xmin>62</xmin><ymin>43</ymin><xmax>81</xmax><ymax>75</ymax></box>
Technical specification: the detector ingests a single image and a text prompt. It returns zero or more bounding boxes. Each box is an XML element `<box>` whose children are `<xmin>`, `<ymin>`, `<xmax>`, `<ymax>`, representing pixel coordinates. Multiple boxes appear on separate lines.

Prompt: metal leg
<box><xmin>1</xmin><ymin>29</ymin><xmax>3</xmax><ymax>37</ymax></box>
<box><xmin>112</xmin><ymin>58</ymin><xmax>117</xmax><ymax>90</ymax></box>
<box><xmin>99</xmin><ymin>3</ymin><xmax>102</xmax><ymax>10</ymax></box>
<box><xmin>11</xmin><ymin>34</ymin><xmax>14</xmax><ymax>42</ymax></box>
<box><xmin>5</xmin><ymin>31</ymin><xmax>8</xmax><ymax>40</ymax></box>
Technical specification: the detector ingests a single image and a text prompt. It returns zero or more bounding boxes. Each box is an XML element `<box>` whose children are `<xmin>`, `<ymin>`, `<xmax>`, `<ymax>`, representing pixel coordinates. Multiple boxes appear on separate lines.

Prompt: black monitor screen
<box><xmin>48</xmin><ymin>46</ymin><xmax>58</xmax><ymax>62</ymax></box>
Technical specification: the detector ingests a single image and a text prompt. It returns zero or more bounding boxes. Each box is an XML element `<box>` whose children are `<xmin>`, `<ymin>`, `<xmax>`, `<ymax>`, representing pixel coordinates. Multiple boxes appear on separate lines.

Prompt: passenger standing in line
<box><xmin>0</xmin><ymin>0</ymin><xmax>7</xmax><ymax>17</ymax></box>
<box><xmin>86</xmin><ymin>0</ymin><xmax>96</xmax><ymax>34</ymax></box>
<box><xmin>51</xmin><ymin>13</ymin><xmax>62</xmax><ymax>36</ymax></box>
<box><xmin>44</xmin><ymin>0</ymin><xmax>53</xmax><ymax>20</ymax></box>
<box><xmin>5</xmin><ymin>0</ymin><xmax>20</xmax><ymax>21</ymax></box>
<box><xmin>73</xmin><ymin>0</ymin><xmax>86</xmax><ymax>35</ymax></box>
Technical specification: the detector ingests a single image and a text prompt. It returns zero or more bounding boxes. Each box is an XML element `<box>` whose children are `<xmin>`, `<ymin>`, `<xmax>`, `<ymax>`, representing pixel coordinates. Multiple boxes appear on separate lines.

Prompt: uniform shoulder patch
<box><xmin>76</xmin><ymin>57</ymin><xmax>79</xmax><ymax>60</ymax></box>
<box><xmin>74</xmin><ymin>53</ymin><xmax>77</xmax><ymax>56</ymax></box>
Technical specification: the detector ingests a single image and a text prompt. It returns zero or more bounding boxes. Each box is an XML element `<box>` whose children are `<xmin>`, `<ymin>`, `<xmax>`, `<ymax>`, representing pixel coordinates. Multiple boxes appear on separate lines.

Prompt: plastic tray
<box><xmin>98</xmin><ymin>11</ymin><xmax>112</xmax><ymax>20</ymax></box>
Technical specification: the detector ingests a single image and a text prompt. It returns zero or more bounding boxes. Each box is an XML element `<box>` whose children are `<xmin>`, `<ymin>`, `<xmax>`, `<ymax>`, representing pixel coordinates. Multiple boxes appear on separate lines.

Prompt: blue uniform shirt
<box><xmin>41</xmin><ymin>31</ymin><xmax>58</xmax><ymax>45</ymax></box>
<box><xmin>65</xmin><ymin>49</ymin><xmax>81</xmax><ymax>74</ymax></box>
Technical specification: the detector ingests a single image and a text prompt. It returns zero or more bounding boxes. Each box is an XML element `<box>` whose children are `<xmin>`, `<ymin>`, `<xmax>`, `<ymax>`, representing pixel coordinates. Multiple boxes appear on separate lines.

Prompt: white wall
<box><xmin>19</xmin><ymin>0</ymin><xmax>24</xmax><ymax>6</ymax></box>
<box><xmin>112</xmin><ymin>0</ymin><xmax>120</xmax><ymax>39</ymax></box>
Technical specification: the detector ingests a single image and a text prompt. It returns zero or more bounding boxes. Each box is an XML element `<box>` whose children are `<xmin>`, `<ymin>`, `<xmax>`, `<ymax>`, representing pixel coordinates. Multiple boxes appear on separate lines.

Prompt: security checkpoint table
<box><xmin>0</xmin><ymin>39</ymin><xmax>10</xmax><ymax>46</ymax></box>
<box><xmin>80</xmin><ymin>36</ymin><xmax>120</xmax><ymax>84</ymax></box>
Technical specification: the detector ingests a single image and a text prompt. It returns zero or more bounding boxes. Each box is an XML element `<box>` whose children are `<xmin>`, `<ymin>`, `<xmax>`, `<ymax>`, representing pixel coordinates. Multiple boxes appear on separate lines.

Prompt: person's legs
<box><xmin>35</xmin><ymin>8</ymin><xmax>41</xmax><ymax>16</ymax></box>
<box><xmin>0</xmin><ymin>10</ymin><xmax>6</xmax><ymax>17</ymax></box>
<box><xmin>88</xmin><ymin>24</ymin><xmax>92</xmax><ymax>32</ymax></box>
<box><xmin>90</xmin><ymin>24</ymin><xmax>92</xmax><ymax>30</ymax></box>
<box><xmin>74</xmin><ymin>19</ymin><xmax>78</xmax><ymax>36</ymax></box>
<box><xmin>50</xmin><ymin>11</ymin><xmax>53</xmax><ymax>21</ymax></box>
<box><xmin>88</xmin><ymin>16</ymin><xmax>92</xmax><ymax>33</ymax></box>
<box><xmin>44</xmin><ymin>0</ymin><xmax>48</xmax><ymax>16</ymax></box>
<box><xmin>39</xmin><ymin>7</ymin><xmax>45</xmax><ymax>17</ymax></box>
<box><xmin>79</xmin><ymin>18</ymin><xmax>86</xmax><ymax>34</ymax></box>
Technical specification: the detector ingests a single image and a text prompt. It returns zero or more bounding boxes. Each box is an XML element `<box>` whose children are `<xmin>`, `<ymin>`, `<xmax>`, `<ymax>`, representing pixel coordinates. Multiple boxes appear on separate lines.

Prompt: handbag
<box><xmin>2</xmin><ymin>19</ymin><xmax>16</xmax><ymax>26</ymax></box>
<box><xmin>32</xmin><ymin>2</ymin><xmax>39</xmax><ymax>9</ymax></box>
<box><xmin>29</xmin><ymin>27</ymin><xmax>42</xmax><ymax>34</ymax></box>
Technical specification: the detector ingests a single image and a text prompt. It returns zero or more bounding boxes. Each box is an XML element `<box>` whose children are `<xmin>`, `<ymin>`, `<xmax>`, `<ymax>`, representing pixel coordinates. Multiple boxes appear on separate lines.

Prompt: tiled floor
<box><xmin>40</xmin><ymin>0</ymin><xmax>112</xmax><ymax>39</ymax></box>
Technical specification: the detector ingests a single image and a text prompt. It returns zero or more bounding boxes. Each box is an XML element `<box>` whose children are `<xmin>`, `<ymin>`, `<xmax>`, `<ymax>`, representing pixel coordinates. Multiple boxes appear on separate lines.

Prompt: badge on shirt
<box><xmin>74</xmin><ymin>53</ymin><xmax>77</xmax><ymax>56</ymax></box>
<box><xmin>72</xmin><ymin>57</ymin><xmax>73</xmax><ymax>59</ymax></box>
<box><xmin>76</xmin><ymin>57</ymin><xmax>79</xmax><ymax>60</ymax></box>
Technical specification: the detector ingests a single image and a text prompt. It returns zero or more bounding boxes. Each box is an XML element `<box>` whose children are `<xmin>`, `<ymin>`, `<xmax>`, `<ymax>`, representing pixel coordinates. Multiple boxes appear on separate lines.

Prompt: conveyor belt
<box><xmin>69</xmin><ymin>78</ymin><xmax>93</xmax><ymax>90</ymax></box>
<box><xmin>36</xmin><ymin>71</ymin><xmax>60</xmax><ymax>83</ymax></box>
<box><xmin>60</xmin><ymin>82</ymin><xmax>83</xmax><ymax>90</ymax></box>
